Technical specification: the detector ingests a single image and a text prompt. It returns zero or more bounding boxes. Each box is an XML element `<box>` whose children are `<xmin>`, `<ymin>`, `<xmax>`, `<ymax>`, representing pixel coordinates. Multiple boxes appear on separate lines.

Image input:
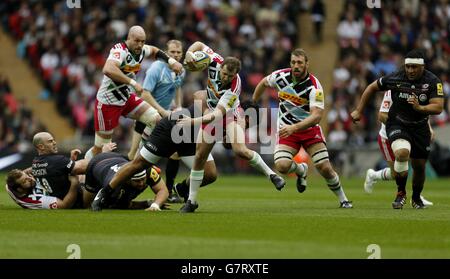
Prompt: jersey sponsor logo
<box><xmin>123</xmin><ymin>64</ymin><xmax>141</xmax><ymax>74</ymax></box>
<box><xmin>399</xmin><ymin>92</ymin><xmax>411</xmax><ymax>99</ymax></box>
<box><xmin>389</xmin><ymin>129</ymin><xmax>401</xmax><ymax>137</ymax></box>
<box><xmin>437</xmin><ymin>83</ymin><xmax>443</xmax><ymax>96</ymax></box>
<box><xmin>227</xmin><ymin>95</ymin><xmax>237</xmax><ymax>108</ymax></box>
<box><xmin>315</xmin><ymin>90</ymin><xmax>324</xmax><ymax>103</ymax></box>
<box><xmin>383</xmin><ymin>100</ymin><xmax>390</xmax><ymax>108</ymax></box>
<box><xmin>113</xmin><ymin>52</ymin><xmax>121</xmax><ymax>60</ymax></box>
<box><xmin>150</xmin><ymin>168</ymin><xmax>159</xmax><ymax>182</ymax></box>
<box><xmin>422</xmin><ymin>83</ymin><xmax>429</xmax><ymax>89</ymax></box>
<box><xmin>279</xmin><ymin>91</ymin><xmax>308</xmax><ymax>106</ymax></box>
<box><xmin>419</xmin><ymin>94</ymin><xmax>427</xmax><ymax>102</ymax></box>
<box><xmin>50</xmin><ymin>202</ymin><xmax>58</xmax><ymax>209</ymax></box>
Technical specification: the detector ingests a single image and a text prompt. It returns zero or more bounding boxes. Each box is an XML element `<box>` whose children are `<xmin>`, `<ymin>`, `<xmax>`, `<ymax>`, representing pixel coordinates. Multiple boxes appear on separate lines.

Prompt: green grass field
<box><xmin>1</xmin><ymin>173</ymin><xmax>449</xmax><ymax>259</ymax></box>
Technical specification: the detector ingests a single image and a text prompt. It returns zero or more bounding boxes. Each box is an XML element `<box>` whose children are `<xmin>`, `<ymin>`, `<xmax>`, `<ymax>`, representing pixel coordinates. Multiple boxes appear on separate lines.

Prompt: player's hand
<box><xmin>407</xmin><ymin>94</ymin><xmax>420</xmax><ymax>110</ymax></box>
<box><xmin>70</xmin><ymin>149</ymin><xmax>82</xmax><ymax>161</ymax></box>
<box><xmin>350</xmin><ymin>110</ymin><xmax>361</xmax><ymax>123</ymax></box>
<box><xmin>133</xmin><ymin>82</ymin><xmax>144</xmax><ymax>95</ymax></box>
<box><xmin>279</xmin><ymin>125</ymin><xmax>296</xmax><ymax>138</ymax></box>
<box><xmin>184</xmin><ymin>51</ymin><xmax>195</xmax><ymax>64</ymax></box>
<box><xmin>159</xmin><ymin>109</ymin><xmax>171</xmax><ymax>118</ymax></box>
<box><xmin>170</xmin><ymin>61</ymin><xmax>183</xmax><ymax>75</ymax></box>
<box><xmin>176</xmin><ymin>115</ymin><xmax>193</xmax><ymax>126</ymax></box>
<box><xmin>160</xmin><ymin>203</ymin><xmax>171</xmax><ymax>210</ymax></box>
<box><xmin>145</xmin><ymin>202</ymin><xmax>162</xmax><ymax>212</ymax></box>
<box><xmin>102</xmin><ymin>142</ymin><xmax>117</xmax><ymax>153</ymax></box>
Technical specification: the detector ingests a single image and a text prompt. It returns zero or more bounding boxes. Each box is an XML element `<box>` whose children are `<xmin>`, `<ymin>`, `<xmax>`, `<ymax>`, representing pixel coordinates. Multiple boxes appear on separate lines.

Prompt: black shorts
<box><xmin>143</xmin><ymin>118</ymin><xmax>196</xmax><ymax>159</ymax></box>
<box><xmin>386</xmin><ymin>121</ymin><xmax>431</xmax><ymax>159</ymax></box>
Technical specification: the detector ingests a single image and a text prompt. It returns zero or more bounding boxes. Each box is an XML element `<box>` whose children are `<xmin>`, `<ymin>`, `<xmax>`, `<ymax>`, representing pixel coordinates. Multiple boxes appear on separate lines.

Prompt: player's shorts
<box><xmin>386</xmin><ymin>121</ymin><xmax>431</xmax><ymax>159</ymax></box>
<box><xmin>94</xmin><ymin>93</ymin><xmax>144</xmax><ymax>132</ymax></box>
<box><xmin>377</xmin><ymin>134</ymin><xmax>394</xmax><ymax>162</ymax></box>
<box><xmin>278</xmin><ymin>125</ymin><xmax>325</xmax><ymax>150</ymax></box>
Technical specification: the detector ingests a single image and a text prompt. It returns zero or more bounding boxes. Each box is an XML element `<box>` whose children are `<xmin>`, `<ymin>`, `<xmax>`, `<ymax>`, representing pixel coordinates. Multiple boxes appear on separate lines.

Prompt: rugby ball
<box><xmin>184</xmin><ymin>51</ymin><xmax>211</xmax><ymax>72</ymax></box>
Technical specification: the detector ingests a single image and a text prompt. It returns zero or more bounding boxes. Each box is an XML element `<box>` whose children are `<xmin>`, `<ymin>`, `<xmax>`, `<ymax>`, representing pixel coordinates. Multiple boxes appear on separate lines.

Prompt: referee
<box><xmin>351</xmin><ymin>49</ymin><xmax>444</xmax><ymax>209</ymax></box>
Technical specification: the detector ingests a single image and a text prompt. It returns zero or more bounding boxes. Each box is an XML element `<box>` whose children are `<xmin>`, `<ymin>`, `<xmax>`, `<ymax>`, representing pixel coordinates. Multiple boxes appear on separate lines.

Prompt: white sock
<box><xmin>288</xmin><ymin>161</ymin><xmax>306</xmax><ymax>176</ymax></box>
<box><xmin>188</xmin><ymin>170</ymin><xmax>204</xmax><ymax>203</ymax></box>
<box><xmin>84</xmin><ymin>147</ymin><xmax>94</xmax><ymax>160</ymax></box>
<box><xmin>249</xmin><ymin>151</ymin><xmax>275</xmax><ymax>177</ymax></box>
<box><xmin>326</xmin><ymin>175</ymin><xmax>348</xmax><ymax>202</ymax></box>
<box><xmin>372</xmin><ymin>167</ymin><xmax>392</xmax><ymax>181</ymax></box>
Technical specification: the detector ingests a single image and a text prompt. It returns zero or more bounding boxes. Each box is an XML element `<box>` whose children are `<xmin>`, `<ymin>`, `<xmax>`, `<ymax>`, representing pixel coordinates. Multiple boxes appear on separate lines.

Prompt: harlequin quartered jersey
<box><xmin>266</xmin><ymin>68</ymin><xmax>325</xmax><ymax>128</ymax></box>
<box><xmin>202</xmin><ymin>46</ymin><xmax>241</xmax><ymax>115</ymax></box>
<box><xmin>97</xmin><ymin>42</ymin><xmax>153</xmax><ymax>106</ymax></box>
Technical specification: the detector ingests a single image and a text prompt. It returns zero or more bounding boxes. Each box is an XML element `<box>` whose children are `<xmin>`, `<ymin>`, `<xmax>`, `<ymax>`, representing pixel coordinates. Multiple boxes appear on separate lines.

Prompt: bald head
<box><xmin>33</xmin><ymin>132</ymin><xmax>57</xmax><ymax>154</ymax></box>
<box><xmin>126</xmin><ymin>25</ymin><xmax>146</xmax><ymax>55</ymax></box>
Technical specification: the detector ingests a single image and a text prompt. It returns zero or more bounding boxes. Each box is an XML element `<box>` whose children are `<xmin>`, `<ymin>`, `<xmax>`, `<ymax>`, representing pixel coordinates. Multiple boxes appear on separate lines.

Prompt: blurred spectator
<box><xmin>0</xmin><ymin>73</ymin><xmax>46</xmax><ymax>153</ymax></box>
<box><xmin>311</xmin><ymin>0</ymin><xmax>326</xmax><ymax>42</ymax></box>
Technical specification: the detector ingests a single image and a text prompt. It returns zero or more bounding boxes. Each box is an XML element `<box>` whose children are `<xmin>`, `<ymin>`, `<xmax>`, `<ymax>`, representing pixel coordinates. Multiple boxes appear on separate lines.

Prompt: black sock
<box><xmin>412</xmin><ymin>182</ymin><xmax>423</xmax><ymax>201</ymax></box>
<box><xmin>176</xmin><ymin>179</ymin><xmax>189</xmax><ymax>200</ymax></box>
<box><xmin>165</xmin><ymin>158</ymin><xmax>180</xmax><ymax>192</ymax></box>
<box><xmin>395</xmin><ymin>175</ymin><xmax>408</xmax><ymax>193</ymax></box>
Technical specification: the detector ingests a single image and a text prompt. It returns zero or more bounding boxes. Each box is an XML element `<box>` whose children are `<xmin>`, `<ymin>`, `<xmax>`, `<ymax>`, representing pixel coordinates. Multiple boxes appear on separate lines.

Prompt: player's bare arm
<box><xmin>279</xmin><ymin>107</ymin><xmax>323</xmax><ymax>138</ymax></box>
<box><xmin>145</xmin><ymin>180</ymin><xmax>169</xmax><ymax>211</ymax></box>
<box><xmin>407</xmin><ymin>96</ymin><xmax>444</xmax><ymax>115</ymax></box>
<box><xmin>351</xmin><ymin>80</ymin><xmax>380</xmax><ymax>123</ymax></box>
<box><xmin>177</xmin><ymin>105</ymin><xmax>226</xmax><ymax>126</ymax></box>
<box><xmin>57</xmin><ymin>175</ymin><xmax>80</xmax><ymax>209</ymax></box>
<box><xmin>252</xmin><ymin>77</ymin><xmax>270</xmax><ymax>103</ymax></box>
<box><xmin>103</xmin><ymin>59</ymin><xmax>144</xmax><ymax>94</ymax></box>
<box><xmin>141</xmin><ymin>90</ymin><xmax>170</xmax><ymax>118</ymax></box>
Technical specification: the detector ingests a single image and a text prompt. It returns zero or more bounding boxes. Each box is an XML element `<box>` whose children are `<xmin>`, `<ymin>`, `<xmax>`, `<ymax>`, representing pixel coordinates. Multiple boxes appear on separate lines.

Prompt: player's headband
<box><xmin>131</xmin><ymin>170</ymin><xmax>146</xmax><ymax>180</ymax></box>
<box><xmin>405</xmin><ymin>58</ymin><xmax>424</xmax><ymax>65</ymax></box>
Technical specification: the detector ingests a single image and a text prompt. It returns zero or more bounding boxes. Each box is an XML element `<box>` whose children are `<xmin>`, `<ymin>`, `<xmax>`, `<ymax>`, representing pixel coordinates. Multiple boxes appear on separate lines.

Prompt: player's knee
<box><xmin>274</xmin><ymin>160</ymin><xmax>291</xmax><ymax>174</ymax></box>
<box><xmin>391</xmin><ymin>139</ymin><xmax>411</xmax><ymax>160</ymax></box>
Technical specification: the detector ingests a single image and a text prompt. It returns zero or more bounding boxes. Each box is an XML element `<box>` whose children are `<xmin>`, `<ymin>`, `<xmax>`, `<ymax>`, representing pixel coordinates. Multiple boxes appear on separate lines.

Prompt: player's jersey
<box><xmin>266</xmin><ymin>69</ymin><xmax>325</xmax><ymax>128</ymax></box>
<box><xmin>143</xmin><ymin>61</ymin><xmax>185</xmax><ymax>110</ymax></box>
<box><xmin>378</xmin><ymin>90</ymin><xmax>392</xmax><ymax>138</ymax></box>
<box><xmin>6</xmin><ymin>184</ymin><xmax>58</xmax><ymax>209</ymax></box>
<box><xmin>377</xmin><ymin>69</ymin><xmax>443</xmax><ymax>126</ymax></box>
<box><xmin>97</xmin><ymin>42</ymin><xmax>153</xmax><ymax>106</ymax></box>
<box><xmin>85</xmin><ymin>153</ymin><xmax>161</xmax><ymax>209</ymax></box>
<box><xmin>31</xmin><ymin>154</ymin><xmax>75</xmax><ymax>200</ymax></box>
<box><xmin>202</xmin><ymin>46</ymin><xmax>241</xmax><ymax>114</ymax></box>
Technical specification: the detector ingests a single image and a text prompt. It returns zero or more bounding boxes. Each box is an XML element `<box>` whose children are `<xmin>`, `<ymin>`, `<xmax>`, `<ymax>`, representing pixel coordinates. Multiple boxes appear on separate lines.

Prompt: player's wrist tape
<box><xmin>150</xmin><ymin>203</ymin><xmax>161</xmax><ymax>210</ymax></box>
<box><xmin>129</xmin><ymin>79</ymin><xmax>137</xmax><ymax>87</ymax></box>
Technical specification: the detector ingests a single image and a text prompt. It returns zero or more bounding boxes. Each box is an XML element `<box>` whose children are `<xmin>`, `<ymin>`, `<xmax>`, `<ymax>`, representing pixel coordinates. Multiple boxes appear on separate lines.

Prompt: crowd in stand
<box><xmin>1</xmin><ymin>0</ymin><xmax>302</xmax><ymax>142</ymax></box>
<box><xmin>0</xmin><ymin>73</ymin><xmax>46</xmax><ymax>154</ymax></box>
<box><xmin>328</xmin><ymin>0</ymin><xmax>450</xmax><ymax>148</ymax></box>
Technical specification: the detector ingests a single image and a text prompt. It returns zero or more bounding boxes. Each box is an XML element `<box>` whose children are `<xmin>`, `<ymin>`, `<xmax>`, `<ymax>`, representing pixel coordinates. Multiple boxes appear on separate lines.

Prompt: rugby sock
<box><xmin>372</xmin><ymin>167</ymin><xmax>392</xmax><ymax>181</ymax></box>
<box><xmin>288</xmin><ymin>161</ymin><xmax>307</xmax><ymax>176</ymax></box>
<box><xmin>165</xmin><ymin>158</ymin><xmax>180</xmax><ymax>193</ymax></box>
<box><xmin>395</xmin><ymin>175</ymin><xmax>407</xmax><ymax>193</ymax></box>
<box><xmin>188</xmin><ymin>170</ymin><xmax>204</xmax><ymax>204</ymax></box>
<box><xmin>84</xmin><ymin>147</ymin><xmax>94</xmax><ymax>160</ymax></box>
<box><xmin>326</xmin><ymin>175</ymin><xmax>348</xmax><ymax>202</ymax></box>
<box><xmin>249</xmin><ymin>151</ymin><xmax>275</xmax><ymax>177</ymax></box>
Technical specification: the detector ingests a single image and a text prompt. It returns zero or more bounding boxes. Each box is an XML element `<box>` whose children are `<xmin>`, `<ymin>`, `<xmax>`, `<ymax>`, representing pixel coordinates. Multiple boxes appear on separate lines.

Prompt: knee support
<box><xmin>274</xmin><ymin>149</ymin><xmax>294</xmax><ymax>163</ymax></box>
<box><xmin>391</xmin><ymin>139</ymin><xmax>411</xmax><ymax>153</ymax></box>
<box><xmin>138</xmin><ymin>107</ymin><xmax>159</xmax><ymax>128</ymax></box>
<box><xmin>311</xmin><ymin>148</ymin><xmax>329</xmax><ymax>165</ymax></box>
